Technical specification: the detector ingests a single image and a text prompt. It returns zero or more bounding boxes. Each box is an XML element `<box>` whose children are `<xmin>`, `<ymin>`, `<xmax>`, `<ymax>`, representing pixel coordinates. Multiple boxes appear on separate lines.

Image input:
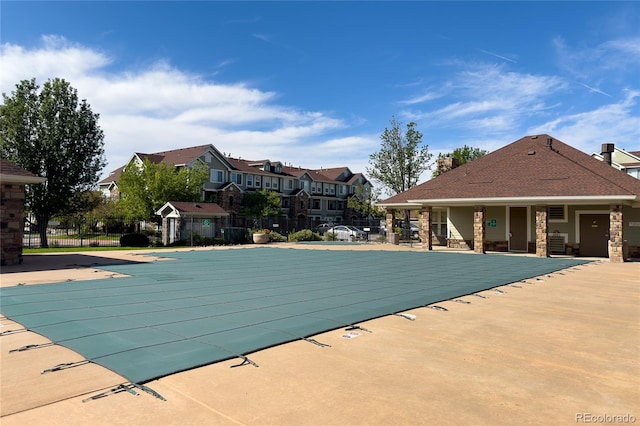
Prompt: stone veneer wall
<box><xmin>1</xmin><ymin>182</ymin><xmax>26</xmax><ymax>265</ymax></box>
<box><xmin>418</xmin><ymin>208</ymin><xmax>433</xmax><ymax>250</ymax></box>
<box><xmin>219</xmin><ymin>186</ymin><xmax>243</xmax><ymax>214</ymax></box>
<box><xmin>291</xmin><ymin>192</ymin><xmax>309</xmax><ymax>219</ymax></box>
<box><xmin>473</xmin><ymin>206</ymin><xmax>486</xmax><ymax>254</ymax></box>
<box><xmin>447</xmin><ymin>239</ymin><xmax>472</xmax><ymax>249</ymax></box>
<box><xmin>609</xmin><ymin>205</ymin><xmax>624</xmax><ymax>263</ymax></box>
<box><xmin>535</xmin><ymin>206</ymin><xmax>549</xmax><ymax>257</ymax></box>
<box><xmin>385</xmin><ymin>209</ymin><xmax>397</xmax><ymax>244</ymax></box>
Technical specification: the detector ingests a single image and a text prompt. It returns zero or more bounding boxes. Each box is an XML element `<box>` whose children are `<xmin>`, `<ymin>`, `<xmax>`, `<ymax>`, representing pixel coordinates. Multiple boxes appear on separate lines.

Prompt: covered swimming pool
<box><xmin>0</xmin><ymin>248</ymin><xmax>589</xmax><ymax>384</ymax></box>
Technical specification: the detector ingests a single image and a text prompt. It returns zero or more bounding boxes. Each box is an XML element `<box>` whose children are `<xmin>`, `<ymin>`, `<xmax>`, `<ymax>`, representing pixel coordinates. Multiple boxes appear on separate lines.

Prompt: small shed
<box><xmin>0</xmin><ymin>159</ymin><xmax>46</xmax><ymax>265</ymax></box>
<box><xmin>156</xmin><ymin>201</ymin><xmax>229</xmax><ymax>246</ymax></box>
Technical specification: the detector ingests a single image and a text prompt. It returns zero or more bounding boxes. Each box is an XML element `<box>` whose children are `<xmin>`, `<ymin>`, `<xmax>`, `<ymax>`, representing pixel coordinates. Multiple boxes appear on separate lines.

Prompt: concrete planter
<box><xmin>253</xmin><ymin>233</ymin><xmax>269</xmax><ymax>244</ymax></box>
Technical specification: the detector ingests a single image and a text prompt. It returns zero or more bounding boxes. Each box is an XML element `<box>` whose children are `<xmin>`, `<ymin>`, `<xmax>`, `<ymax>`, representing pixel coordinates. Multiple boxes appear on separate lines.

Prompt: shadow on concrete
<box><xmin>0</xmin><ymin>253</ymin><xmax>149</xmax><ymax>274</ymax></box>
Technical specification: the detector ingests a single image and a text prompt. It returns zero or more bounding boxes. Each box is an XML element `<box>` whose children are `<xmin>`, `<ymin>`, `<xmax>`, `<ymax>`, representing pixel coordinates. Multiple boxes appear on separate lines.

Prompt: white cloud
<box><xmin>554</xmin><ymin>35</ymin><xmax>640</xmax><ymax>81</ymax></box>
<box><xmin>527</xmin><ymin>89</ymin><xmax>640</xmax><ymax>153</ymax></box>
<box><xmin>1</xmin><ymin>36</ymin><xmax>111</xmax><ymax>94</ymax></box>
<box><xmin>404</xmin><ymin>64</ymin><xmax>568</xmax><ymax>133</ymax></box>
<box><xmin>1</xmin><ymin>36</ymin><xmax>357</xmax><ymax>179</ymax></box>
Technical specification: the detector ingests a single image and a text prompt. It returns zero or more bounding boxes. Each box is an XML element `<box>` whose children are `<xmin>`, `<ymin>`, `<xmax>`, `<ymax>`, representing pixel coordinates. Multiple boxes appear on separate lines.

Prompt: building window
<box><xmin>340</xmin><ymin>185</ymin><xmax>346</xmax><ymax>195</ymax></box>
<box><xmin>328</xmin><ymin>201</ymin><xmax>337</xmax><ymax>210</ymax></box>
<box><xmin>255</xmin><ymin>176</ymin><xmax>261</xmax><ymax>187</ymax></box>
<box><xmin>265</xmin><ymin>177</ymin><xmax>271</xmax><ymax>188</ymax></box>
<box><xmin>211</xmin><ymin>169</ymin><xmax>224</xmax><ymax>183</ymax></box>
<box><xmin>247</xmin><ymin>175</ymin><xmax>253</xmax><ymax>187</ymax></box>
<box><xmin>272</xmin><ymin>179</ymin><xmax>279</xmax><ymax>189</ymax></box>
<box><xmin>282</xmin><ymin>197</ymin><xmax>290</xmax><ymax>208</ymax></box>
<box><xmin>312</xmin><ymin>199</ymin><xmax>320</xmax><ymax>209</ymax></box>
<box><xmin>287</xmin><ymin>179</ymin><xmax>293</xmax><ymax>189</ymax></box>
<box><xmin>231</xmin><ymin>173</ymin><xmax>242</xmax><ymax>185</ymax></box>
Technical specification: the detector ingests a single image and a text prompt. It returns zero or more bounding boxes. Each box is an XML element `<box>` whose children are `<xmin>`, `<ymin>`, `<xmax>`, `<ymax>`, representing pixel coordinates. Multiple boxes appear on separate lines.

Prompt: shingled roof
<box><xmin>0</xmin><ymin>159</ymin><xmax>47</xmax><ymax>184</ymax></box>
<box><xmin>156</xmin><ymin>201</ymin><xmax>229</xmax><ymax>217</ymax></box>
<box><xmin>380</xmin><ymin>134</ymin><xmax>640</xmax><ymax>207</ymax></box>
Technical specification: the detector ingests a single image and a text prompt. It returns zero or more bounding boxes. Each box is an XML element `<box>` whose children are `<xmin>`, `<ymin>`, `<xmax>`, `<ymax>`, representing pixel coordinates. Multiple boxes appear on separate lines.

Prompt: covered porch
<box><xmin>383</xmin><ymin>198</ymin><xmax>639</xmax><ymax>262</ymax></box>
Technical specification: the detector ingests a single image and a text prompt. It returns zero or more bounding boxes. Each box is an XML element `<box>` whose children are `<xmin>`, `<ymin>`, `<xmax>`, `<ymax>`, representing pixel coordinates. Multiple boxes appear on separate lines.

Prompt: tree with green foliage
<box><xmin>367</xmin><ymin>117</ymin><xmax>431</xmax><ymax>235</ymax></box>
<box><xmin>432</xmin><ymin>145</ymin><xmax>488</xmax><ymax>177</ymax></box>
<box><xmin>115</xmin><ymin>159</ymin><xmax>209</xmax><ymax>223</ymax></box>
<box><xmin>242</xmin><ymin>189</ymin><xmax>282</xmax><ymax>228</ymax></box>
<box><xmin>0</xmin><ymin>78</ymin><xmax>106</xmax><ymax>248</ymax></box>
<box><xmin>347</xmin><ymin>182</ymin><xmax>384</xmax><ymax>219</ymax></box>
<box><xmin>367</xmin><ymin>117</ymin><xmax>432</xmax><ymax>196</ymax></box>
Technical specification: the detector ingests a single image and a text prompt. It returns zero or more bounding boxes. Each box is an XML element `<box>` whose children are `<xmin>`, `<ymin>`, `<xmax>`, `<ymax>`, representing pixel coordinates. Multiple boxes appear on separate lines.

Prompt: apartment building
<box><xmin>98</xmin><ymin>144</ymin><xmax>373</xmax><ymax>227</ymax></box>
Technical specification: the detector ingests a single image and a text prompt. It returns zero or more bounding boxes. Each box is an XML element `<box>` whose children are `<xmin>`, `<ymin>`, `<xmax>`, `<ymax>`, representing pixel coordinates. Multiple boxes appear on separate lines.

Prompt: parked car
<box><xmin>379</xmin><ymin>221</ymin><xmax>420</xmax><ymax>240</ymax></box>
<box><xmin>315</xmin><ymin>223</ymin><xmax>333</xmax><ymax>235</ymax></box>
<box><xmin>326</xmin><ymin>225</ymin><xmax>367</xmax><ymax>241</ymax></box>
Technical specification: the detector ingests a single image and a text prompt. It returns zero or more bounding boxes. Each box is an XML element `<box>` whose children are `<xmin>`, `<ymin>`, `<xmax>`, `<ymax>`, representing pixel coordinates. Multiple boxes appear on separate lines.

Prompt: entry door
<box><xmin>509</xmin><ymin>207</ymin><xmax>528</xmax><ymax>252</ymax></box>
<box><xmin>580</xmin><ymin>214</ymin><xmax>609</xmax><ymax>257</ymax></box>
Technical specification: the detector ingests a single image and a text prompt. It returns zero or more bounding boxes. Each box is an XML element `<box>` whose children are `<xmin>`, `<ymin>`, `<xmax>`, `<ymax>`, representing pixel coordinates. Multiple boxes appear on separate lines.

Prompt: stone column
<box><xmin>0</xmin><ymin>183</ymin><xmax>26</xmax><ymax>265</ymax></box>
<box><xmin>609</xmin><ymin>205</ymin><xmax>624</xmax><ymax>263</ymax></box>
<box><xmin>175</xmin><ymin>218</ymin><xmax>182</xmax><ymax>243</ymax></box>
<box><xmin>535</xmin><ymin>205</ymin><xmax>549</xmax><ymax>257</ymax></box>
<box><xmin>386</xmin><ymin>209</ymin><xmax>397</xmax><ymax>244</ymax></box>
<box><xmin>473</xmin><ymin>206</ymin><xmax>485</xmax><ymax>254</ymax></box>
<box><xmin>161</xmin><ymin>217</ymin><xmax>169</xmax><ymax>246</ymax></box>
<box><xmin>419</xmin><ymin>207</ymin><xmax>433</xmax><ymax>251</ymax></box>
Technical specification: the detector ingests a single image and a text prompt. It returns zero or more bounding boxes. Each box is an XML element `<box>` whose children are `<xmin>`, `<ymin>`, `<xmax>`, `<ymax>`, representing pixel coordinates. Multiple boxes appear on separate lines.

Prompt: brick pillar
<box><xmin>473</xmin><ymin>206</ymin><xmax>486</xmax><ymax>254</ymax></box>
<box><xmin>386</xmin><ymin>209</ymin><xmax>397</xmax><ymax>244</ymax></box>
<box><xmin>419</xmin><ymin>207</ymin><xmax>433</xmax><ymax>251</ymax></box>
<box><xmin>535</xmin><ymin>205</ymin><xmax>549</xmax><ymax>257</ymax></box>
<box><xmin>609</xmin><ymin>205</ymin><xmax>624</xmax><ymax>263</ymax></box>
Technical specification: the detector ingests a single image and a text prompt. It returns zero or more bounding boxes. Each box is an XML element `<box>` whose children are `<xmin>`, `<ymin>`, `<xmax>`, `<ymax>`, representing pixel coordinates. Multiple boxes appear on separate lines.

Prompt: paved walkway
<box><xmin>1</xmin><ymin>243</ymin><xmax>638</xmax><ymax>425</ymax></box>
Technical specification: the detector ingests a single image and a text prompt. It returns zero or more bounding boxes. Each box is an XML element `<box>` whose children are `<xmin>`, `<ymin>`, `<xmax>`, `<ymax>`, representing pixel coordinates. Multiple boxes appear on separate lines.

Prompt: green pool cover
<box><xmin>0</xmin><ymin>248</ymin><xmax>589</xmax><ymax>384</ymax></box>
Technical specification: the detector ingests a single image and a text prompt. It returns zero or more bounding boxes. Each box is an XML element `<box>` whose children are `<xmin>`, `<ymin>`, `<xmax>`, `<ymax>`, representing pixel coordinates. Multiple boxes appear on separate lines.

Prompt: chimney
<box><xmin>436</xmin><ymin>157</ymin><xmax>459</xmax><ymax>176</ymax></box>
<box><xmin>601</xmin><ymin>143</ymin><xmax>614</xmax><ymax>165</ymax></box>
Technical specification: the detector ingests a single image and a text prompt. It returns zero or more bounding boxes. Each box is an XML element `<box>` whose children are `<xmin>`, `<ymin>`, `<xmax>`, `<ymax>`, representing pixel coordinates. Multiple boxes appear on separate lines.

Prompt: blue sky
<box><xmin>2</xmin><ymin>1</ymin><xmax>639</xmax><ymax>184</ymax></box>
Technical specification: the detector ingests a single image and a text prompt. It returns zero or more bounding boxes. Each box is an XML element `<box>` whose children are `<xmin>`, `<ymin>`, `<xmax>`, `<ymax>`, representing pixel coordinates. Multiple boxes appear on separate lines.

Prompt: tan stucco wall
<box><xmin>484</xmin><ymin>206</ymin><xmax>506</xmax><ymax>241</ymax></box>
<box><xmin>448</xmin><ymin>207</ymin><xmax>474</xmax><ymax>240</ymax></box>
<box><xmin>623</xmin><ymin>206</ymin><xmax>640</xmax><ymax>246</ymax></box>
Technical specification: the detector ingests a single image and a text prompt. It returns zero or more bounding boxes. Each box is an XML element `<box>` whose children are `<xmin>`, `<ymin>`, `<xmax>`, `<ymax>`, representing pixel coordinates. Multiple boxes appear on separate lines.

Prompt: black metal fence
<box><xmin>23</xmin><ymin>215</ymin><xmax>156</xmax><ymax>249</ymax></box>
<box><xmin>22</xmin><ymin>214</ymin><xmax>385</xmax><ymax>248</ymax></box>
